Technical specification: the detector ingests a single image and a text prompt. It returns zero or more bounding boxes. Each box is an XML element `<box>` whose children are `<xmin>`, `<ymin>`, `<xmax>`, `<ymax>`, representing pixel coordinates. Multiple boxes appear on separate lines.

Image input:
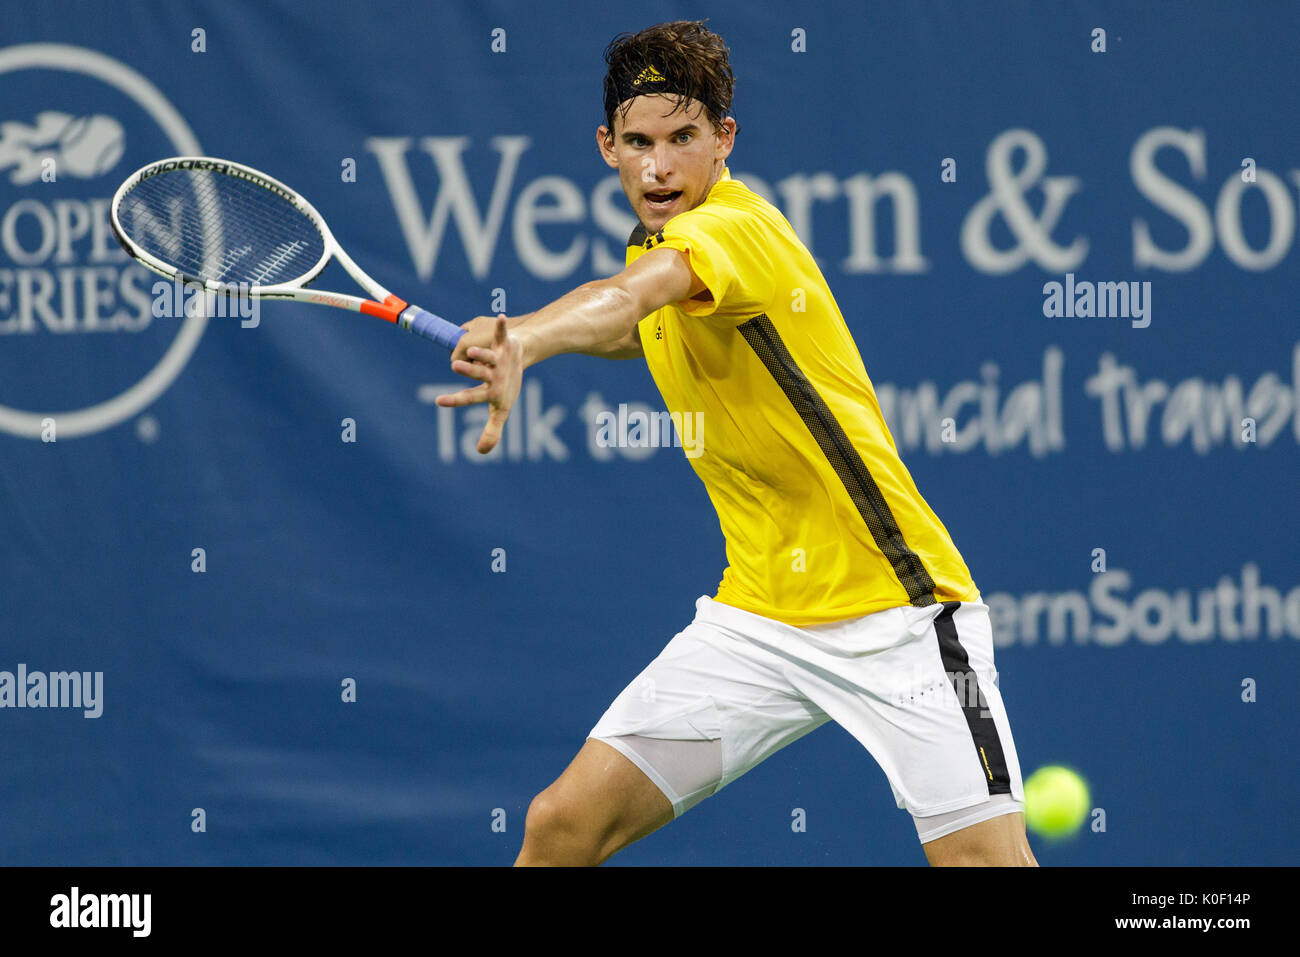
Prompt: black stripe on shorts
<box><xmin>934</xmin><ymin>601</ymin><xmax>1012</xmax><ymax>795</ymax></box>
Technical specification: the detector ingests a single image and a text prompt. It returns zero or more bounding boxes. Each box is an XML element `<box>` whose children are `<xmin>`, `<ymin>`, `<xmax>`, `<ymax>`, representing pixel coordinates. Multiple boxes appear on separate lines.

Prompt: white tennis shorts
<box><xmin>589</xmin><ymin>595</ymin><xmax>1025</xmax><ymax>844</ymax></box>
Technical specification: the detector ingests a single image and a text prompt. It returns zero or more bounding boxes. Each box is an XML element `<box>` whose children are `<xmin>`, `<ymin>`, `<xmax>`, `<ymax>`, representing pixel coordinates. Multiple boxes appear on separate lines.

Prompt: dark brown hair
<box><xmin>602</xmin><ymin>20</ymin><xmax>738</xmax><ymax>139</ymax></box>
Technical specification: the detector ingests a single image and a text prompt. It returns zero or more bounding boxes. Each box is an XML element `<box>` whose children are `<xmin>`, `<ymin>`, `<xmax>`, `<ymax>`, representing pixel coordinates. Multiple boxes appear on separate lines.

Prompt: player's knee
<box><xmin>523</xmin><ymin>789</ymin><xmax>571</xmax><ymax>840</ymax></box>
<box><xmin>521</xmin><ymin>789</ymin><xmax>606</xmax><ymax>865</ymax></box>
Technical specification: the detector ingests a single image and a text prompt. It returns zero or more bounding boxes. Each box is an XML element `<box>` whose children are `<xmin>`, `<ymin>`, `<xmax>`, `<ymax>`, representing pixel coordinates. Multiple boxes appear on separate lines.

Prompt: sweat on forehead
<box><xmin>613</xmin><ymin>94</ymin><xmax>709</xmax><ymax>130</ymax></box>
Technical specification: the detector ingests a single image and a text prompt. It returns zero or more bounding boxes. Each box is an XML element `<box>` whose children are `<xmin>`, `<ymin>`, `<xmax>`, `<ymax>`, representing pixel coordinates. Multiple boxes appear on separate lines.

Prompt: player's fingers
<box><xmin>476</xmin><ymin>413</ymin><xmax>505</xmax><ymax>454</ymax></box>
<box><xmin>434</xmin><ymin>382</ymin><xmax>491</xmax><ymax>407</ymax></box>
<box><xmin>451</xmin><ymin>358</ymin><xmax>492</xmax><ymax>381</ymax></box>
<box><xmin>465</xmin><ymin>346</ymin><xmax>497</xmax><ymax>367</ymax></box>
<box><xmin>494</xmin><ymin>315</ymin><xmax>508</xmax><ymax>346</ymax></box>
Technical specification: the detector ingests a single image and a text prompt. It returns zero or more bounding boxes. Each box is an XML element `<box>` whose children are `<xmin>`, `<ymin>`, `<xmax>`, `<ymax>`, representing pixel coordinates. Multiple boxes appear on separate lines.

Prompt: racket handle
<box><xmin>399</xmin><ymin>304</ymin><xmax>465</xmax><ymax>351</ymax></box>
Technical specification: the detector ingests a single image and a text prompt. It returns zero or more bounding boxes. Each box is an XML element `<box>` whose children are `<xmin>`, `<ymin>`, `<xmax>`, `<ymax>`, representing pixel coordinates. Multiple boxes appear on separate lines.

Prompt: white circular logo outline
<box><xmin>0</xmin><ymin>43</ymin><xmax>207</xmax><ymax>439</ymax></box>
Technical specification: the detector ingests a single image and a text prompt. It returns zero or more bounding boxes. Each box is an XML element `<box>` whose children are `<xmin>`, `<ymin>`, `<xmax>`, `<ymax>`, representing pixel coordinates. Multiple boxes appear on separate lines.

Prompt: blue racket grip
<box><xmin>399</xmin><ymin>305</ymin><xmax>465</xmax><ymax>351</ymax></box>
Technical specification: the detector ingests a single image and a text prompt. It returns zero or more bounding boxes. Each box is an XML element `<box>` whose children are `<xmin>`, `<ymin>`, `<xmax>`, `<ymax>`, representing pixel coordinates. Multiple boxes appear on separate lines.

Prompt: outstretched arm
<box><xmin>579</xmin><ymin>321</ymin><xmax>643</xmax><ymax>359</ymax></box>
<box><xmin>437</xmin><ymin>246</ymin><xmax>706</xmax><ymax>453</ymax></box>
<box><xmin>476</xmin><ymin>312</ymin><xmax>642</xmax><ymax>359</ymax></box>
<box><xmin>450</xmin><ymin>245</ymin><xmax>705</xmax><ymax>369</ymax></box>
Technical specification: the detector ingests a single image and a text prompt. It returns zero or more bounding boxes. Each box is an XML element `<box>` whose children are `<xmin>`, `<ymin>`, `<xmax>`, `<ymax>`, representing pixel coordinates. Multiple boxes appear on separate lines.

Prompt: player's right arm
<box><xmin>506</xmin><ymin>245</ymin><xmax>702</xmax><ymax>367</ymax></box>
<box><xmin>579</xmin><ymin>321</ymin><xmax>643</xmax><ymax>359</ymax></box>
<box><xmin>457</xmin><ymin>311</ymin><xmax>643</xmax><ymax>359</ymax></box>
<box><xmin>451</xmin><ymin>245</ymin><xmax>699</xmax><ymax>367</ymax></box>
<box><xmin>438</xmin><ymin>247</ymin><xmax>699</xmax><ymax>452</ymax></box>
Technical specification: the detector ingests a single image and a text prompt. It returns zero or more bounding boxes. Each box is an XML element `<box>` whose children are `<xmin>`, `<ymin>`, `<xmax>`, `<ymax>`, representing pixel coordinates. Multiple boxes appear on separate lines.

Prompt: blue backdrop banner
<box><xmin>1</xmin><ymin>0</ymin><xmax>1296</xmax><ymax>865</ymax></box>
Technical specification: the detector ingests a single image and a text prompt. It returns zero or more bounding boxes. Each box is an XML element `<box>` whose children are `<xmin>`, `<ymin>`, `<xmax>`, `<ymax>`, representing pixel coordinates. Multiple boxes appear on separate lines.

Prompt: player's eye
<box><xmin>676</xmin><ymin>132</ymin><xmax>692</xmax><ymax>143</ymax></box>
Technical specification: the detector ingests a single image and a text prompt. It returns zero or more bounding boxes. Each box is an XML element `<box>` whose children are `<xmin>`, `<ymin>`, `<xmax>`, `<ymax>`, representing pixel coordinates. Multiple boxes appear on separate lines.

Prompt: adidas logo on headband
<box><xmin>633</xmin><ymin>64</ymin><xmax>667</xmax><ymax>86</ymax></box>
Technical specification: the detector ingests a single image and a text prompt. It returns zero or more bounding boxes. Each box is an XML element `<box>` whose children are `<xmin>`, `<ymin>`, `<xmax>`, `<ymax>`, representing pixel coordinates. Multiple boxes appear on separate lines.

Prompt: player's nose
<box><xmin>651</xmin><ymin>143</ymin><xmax>673</xmax><ymax>180</ymax></box>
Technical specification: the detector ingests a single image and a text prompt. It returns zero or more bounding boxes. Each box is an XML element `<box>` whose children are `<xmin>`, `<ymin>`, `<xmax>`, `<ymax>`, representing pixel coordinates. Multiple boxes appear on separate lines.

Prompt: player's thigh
<box><xmin>584</xmin><ymin>600</ymin><xmax>830</xmax><ymax>823</ymax></box>
<box><xmin>780</xmin><ymin>600</ymin><xmax>1025</xmax><ymax>822</ymax></box>
<box><xmin>527</xmin><ymin>736</ymin><xmax>674</xmax><ymax>849</ymax></box>
<box><xmin>922</xmin><ymin>809</ymin><xmax>1037</xmax><ymax>866</ymax></box>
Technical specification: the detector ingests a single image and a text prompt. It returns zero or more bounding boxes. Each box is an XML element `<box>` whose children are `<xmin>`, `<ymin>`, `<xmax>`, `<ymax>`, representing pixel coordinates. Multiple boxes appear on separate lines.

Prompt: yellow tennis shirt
<box><xmin>626</xmin><ymin>167</ymin><xmax>980</xmax><ymax>625</ymax></box>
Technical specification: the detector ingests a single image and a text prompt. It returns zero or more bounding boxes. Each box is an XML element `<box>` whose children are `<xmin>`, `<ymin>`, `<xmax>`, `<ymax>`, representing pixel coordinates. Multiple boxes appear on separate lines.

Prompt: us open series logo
<box><xmin>0</xmin><ymin>43</ymin><xmax>207</xmax><ymax>439</ymax></box>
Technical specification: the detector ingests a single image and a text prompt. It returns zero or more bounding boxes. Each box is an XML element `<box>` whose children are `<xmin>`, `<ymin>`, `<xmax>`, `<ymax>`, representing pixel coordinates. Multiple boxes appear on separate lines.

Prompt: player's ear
<box><xmin>596</xmin><ymin>127</ymin><xmax>619</xmax><ymax>168</ymax></box>
<box><xmin>715</xmin><ymin>117</ymin><xmax>737</xmax><ymax>162</ymax></box>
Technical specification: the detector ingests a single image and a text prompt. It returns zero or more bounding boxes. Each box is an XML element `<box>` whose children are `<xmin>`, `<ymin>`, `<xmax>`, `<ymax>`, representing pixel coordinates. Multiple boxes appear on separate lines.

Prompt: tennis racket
<box><xmin>109</xmin><ymin>156</ymin><xmax>464</xmax><ymax>350</ymax></box>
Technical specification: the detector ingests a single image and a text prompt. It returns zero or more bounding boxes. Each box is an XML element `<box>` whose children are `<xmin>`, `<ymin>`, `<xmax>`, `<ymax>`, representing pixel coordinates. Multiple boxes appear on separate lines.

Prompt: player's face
<box><xmin>597</xmin><ymin>94</ymin><xmax>735</xmax><ymax>232</ymax></box>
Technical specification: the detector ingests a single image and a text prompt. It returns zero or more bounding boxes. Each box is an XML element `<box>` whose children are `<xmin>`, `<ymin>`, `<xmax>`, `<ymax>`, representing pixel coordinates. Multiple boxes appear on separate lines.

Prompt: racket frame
<box><xmin>110</xmin><ymin>156</ymin><xmax>415</xmax><ymax>326</ymax></box>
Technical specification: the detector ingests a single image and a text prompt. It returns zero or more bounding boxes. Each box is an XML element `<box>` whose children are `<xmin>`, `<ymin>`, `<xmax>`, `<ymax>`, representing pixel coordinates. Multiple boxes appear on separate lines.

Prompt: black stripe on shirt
<box><xmin>738</xmin><ymin>313</ymin><xmax>938</xmax><ymax>607</ymax></box>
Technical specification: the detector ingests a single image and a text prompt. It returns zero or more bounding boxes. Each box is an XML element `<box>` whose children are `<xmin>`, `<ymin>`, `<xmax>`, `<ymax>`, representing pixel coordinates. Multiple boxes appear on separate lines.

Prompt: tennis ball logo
<box><xmin>0</xmin><ymin>111</ymin><xmax>124</xmax><ymax>184</ymax></box>
<box><xmin>54</xmin><ymin>113</ymin><xmax>126</xmax><ymax>179</ymax></box>
<box><xmin>1023</xmin><ymin>765</ymin><xmax>1091</xmax><ymax>839</ymax></box>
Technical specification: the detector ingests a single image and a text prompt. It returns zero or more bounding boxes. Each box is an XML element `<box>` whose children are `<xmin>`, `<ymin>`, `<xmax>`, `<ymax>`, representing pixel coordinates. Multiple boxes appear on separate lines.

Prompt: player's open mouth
<box><xmin>645</xmin><ymin>190</ymin><xmax>682</xmax><ymax>210</ymax></box>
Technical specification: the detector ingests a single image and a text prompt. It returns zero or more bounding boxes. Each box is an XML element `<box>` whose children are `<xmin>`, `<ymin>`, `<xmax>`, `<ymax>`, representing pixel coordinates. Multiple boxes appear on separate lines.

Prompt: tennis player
<box><xmin>439</xmin><ymin>20</ymin><xmax>1037</xmax><ymax>867</ymax></box>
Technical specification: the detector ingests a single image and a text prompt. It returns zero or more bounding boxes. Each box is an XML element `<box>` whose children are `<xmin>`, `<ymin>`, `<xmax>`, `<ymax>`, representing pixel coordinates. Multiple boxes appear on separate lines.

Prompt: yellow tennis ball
<box><xmin>1023</xmin><ymin>765</ymin><xmax>1091</xmax><ymax>838</ymax></box>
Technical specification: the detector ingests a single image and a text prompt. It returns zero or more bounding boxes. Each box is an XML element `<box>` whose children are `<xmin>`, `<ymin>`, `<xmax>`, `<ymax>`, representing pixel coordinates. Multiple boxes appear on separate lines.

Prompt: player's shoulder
<box><xmin>660</xmin><ymin>173</ymin><xmax>785</xmax><ymax>245</ymax></box>
<box><xmin>624</xmin><ymin>170</ymin><xmax>786</xmax><ymax>255</ymax></box>
<box><xmin>690</xmin><ymin>170</ymin><xmax>775</xmax><ymax>225</ymax></box>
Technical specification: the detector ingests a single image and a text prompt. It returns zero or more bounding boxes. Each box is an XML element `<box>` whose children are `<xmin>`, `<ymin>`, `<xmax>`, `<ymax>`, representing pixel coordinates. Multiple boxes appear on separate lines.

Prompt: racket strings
<box><xmin>118</xmin><ymin>168</ymin><xmax>326</xmax><ymax>288</ymax></box>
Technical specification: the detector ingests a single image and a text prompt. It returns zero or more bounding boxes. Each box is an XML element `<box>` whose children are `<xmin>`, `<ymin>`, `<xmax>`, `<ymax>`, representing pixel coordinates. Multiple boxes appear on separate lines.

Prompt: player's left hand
<box><xmin>436</xmin><ymin>315</ymin><xmax>524</xmax><ymax>455</ymax></box>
